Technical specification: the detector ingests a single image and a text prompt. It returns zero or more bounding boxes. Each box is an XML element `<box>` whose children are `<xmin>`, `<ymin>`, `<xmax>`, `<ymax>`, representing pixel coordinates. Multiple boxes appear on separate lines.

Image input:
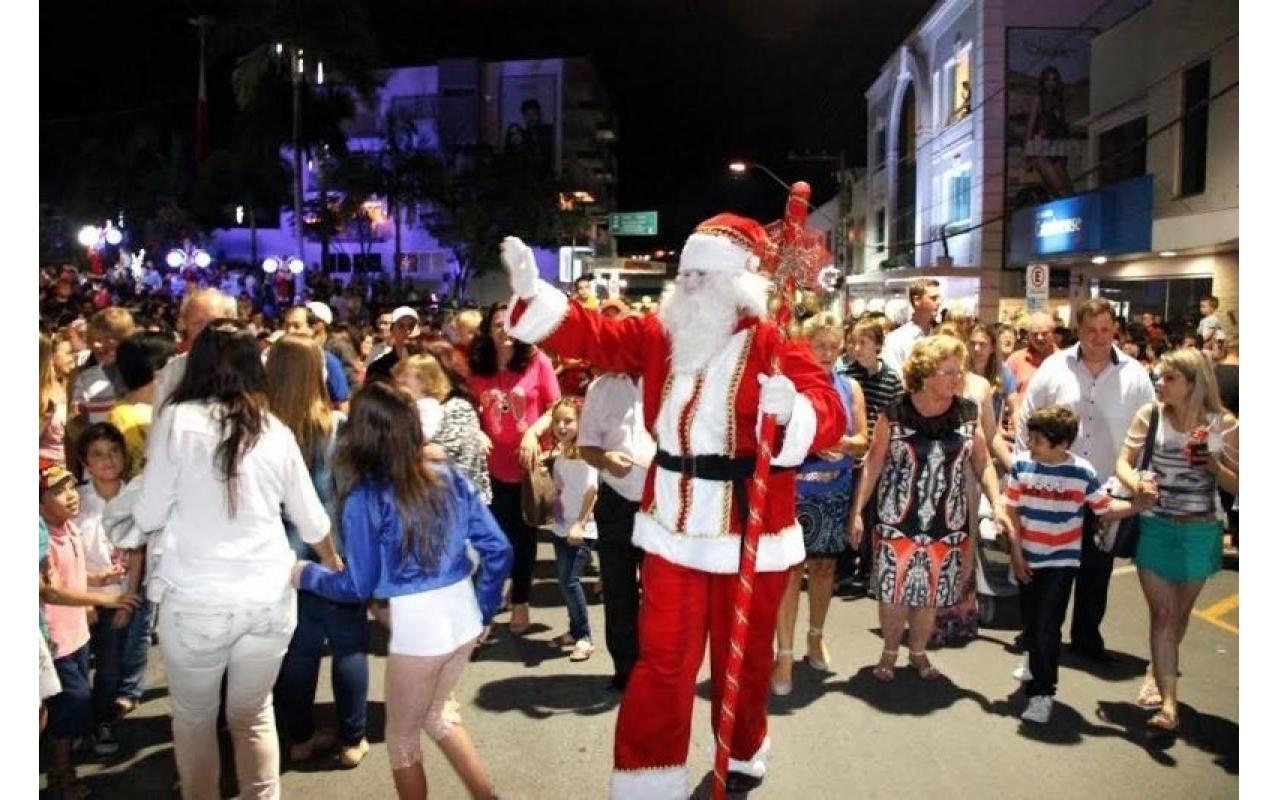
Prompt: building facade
<box><xmin>210</xmin><ymin>57</ymin><xmax>618</xmax><ymax>297</ymax></box>
<box><xmin>1004</xmin><ymin>0</ymin><xmax>1238</xmax><ymax>328</ymax></box>
<box><xmin>849</xmin><ymin>0</ymin><xmax>1150</xmax><ymax>320</ymax></box>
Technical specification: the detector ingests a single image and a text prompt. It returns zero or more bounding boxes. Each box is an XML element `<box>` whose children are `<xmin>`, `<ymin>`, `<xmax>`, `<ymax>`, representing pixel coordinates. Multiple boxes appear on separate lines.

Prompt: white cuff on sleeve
<box><xmin>505</xmin><ymin>281</ymin><xmax>570</xmax><ymax>344</ymax></box>
<box><xmin>769</xmin><ymin>394</ymin><xmax>817</xmax><ymax>468</ymax></box>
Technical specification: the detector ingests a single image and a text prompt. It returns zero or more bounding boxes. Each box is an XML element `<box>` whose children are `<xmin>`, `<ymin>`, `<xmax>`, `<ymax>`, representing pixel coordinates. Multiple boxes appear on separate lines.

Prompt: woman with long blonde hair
<box><xmin>266</xmin><ymin>334</ymin><xmax>372</xmax><ymax>768</ymax></box>
<box><xmin>40</xmin><ymin>333</ymin><xmax>72</xmax><ymax>466</ymax></box>
<box><xmin>1116</xmin><ymin>347</ymin><xmax>1238</xmax><ymax>732</ymax></box>
<box><xmin>772</xmin><ymin>312</ymin><xmax>868</xmax><ymax>694</ymax></box>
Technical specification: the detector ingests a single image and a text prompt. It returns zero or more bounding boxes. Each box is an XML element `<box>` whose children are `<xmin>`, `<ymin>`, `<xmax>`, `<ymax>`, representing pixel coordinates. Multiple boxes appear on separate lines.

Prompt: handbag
<box><xmin>521</xmin><ymin>454</ymin><xmax>555</xmax><ymax>529</ymax></box>
<box><xmin>1097</xmin><ymin>404</ymin><xmax>1159</xmax><ymax>558</ymax></box>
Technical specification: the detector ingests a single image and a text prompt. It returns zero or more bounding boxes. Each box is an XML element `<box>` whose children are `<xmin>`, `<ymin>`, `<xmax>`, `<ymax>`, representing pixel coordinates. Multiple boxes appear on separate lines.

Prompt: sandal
<box><xmin>47</xmin><ymin>767</ymin><xmax>91</xmax><ymax>800</ymax></box>
<box><xmin>771</xmin><ymin>650</ymin><xmax>794</xmax><ymax>696</ymax></box>
<box><xmin>1147</xmin><ymin>708</ymin><xmax>1179</xmax><ymax>732</ymax></box>
<box><xmin>1136</xmin><ymin>676</ymin><xmax>1163</xmax><ymax>709</ymax></box>
<box><xmin>872</xmin><ymin>649</ymin><xmax>897</xmax><ymax>682</ymax></box>
<box><xmin>805</xmin><ymin>627</ymin><xmax>832</xmax><ymax>672</ymax></box>
<box><xmin>508</xmin><ymin>604</ymin><xmax>531</xmax><ymax>635</ymax></box>
<box><xmin>909</xmin><ymin>650</ymin><xmax>943</xmax><ymax>681</ymax></box>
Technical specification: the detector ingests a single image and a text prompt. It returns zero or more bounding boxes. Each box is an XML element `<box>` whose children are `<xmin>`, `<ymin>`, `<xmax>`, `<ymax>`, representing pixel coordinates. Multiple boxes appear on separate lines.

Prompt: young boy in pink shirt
<box><xmin>38</xmin><ymin>460</ymin><xmax>139</xmax><ymax>796</ymax></box>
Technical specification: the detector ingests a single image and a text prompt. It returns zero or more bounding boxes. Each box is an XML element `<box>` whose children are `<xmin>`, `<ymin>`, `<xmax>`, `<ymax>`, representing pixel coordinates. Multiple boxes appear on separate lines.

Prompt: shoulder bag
<box><xmin>521</xmin><ymin>454</ymin><xmax>555</xmax><ymax>529</ymax></box>
<box><xmin>1097</xmin><ymin>404</ymin><xmax>1159</xmax><ymax>558</ymax></box>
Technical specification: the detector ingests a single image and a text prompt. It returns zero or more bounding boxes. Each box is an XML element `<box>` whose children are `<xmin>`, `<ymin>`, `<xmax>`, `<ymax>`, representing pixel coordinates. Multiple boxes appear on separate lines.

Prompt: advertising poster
<box><xmin>500</xmin><ymin>74</ymin><xmax>558</xmax><ymax>175</ymax></box>
<box><xmin>1004</xmin><ymin>27</ymin><xmax>1094</xmax><ymax>216</ymax></box>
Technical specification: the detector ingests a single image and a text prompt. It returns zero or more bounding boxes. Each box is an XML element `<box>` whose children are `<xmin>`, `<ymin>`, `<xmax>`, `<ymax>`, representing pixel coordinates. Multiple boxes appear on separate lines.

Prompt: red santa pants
<box><xmin>613</xmin><ymin>553</ymin><xmax>788</xmax><ymax>775</ymax></box>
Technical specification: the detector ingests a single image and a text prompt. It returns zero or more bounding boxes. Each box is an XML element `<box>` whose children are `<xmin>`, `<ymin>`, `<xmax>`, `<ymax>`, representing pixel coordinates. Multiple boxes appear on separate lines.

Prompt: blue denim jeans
<box><xmin>275</xmin><ymin>591</ymin><xmax>370</xmax><ymax>746</ymax></box>
<box><xmin>49</xmin><ymin>645</ymin><xmax>92</xmax><ymax>740</ymax></box>
<box><xmin>91</xmin><ymin>601</ymin><xmax>154</xmax><ymax>721</ymax></box>
<box><xmin>553</xmin><ymin>537</ymin><xmax>593</xmax><ymax>642</ymax></box>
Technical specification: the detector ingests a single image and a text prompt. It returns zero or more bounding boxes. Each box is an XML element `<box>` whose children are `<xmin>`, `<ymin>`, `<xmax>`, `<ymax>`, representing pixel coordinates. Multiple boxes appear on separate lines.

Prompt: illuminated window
<box><xmin>945</xmin><ymin>43</ymin><xmax>972</xmax><ymax>124</ymax></box>
<box><xmin>947</xmin><ymin>165</ymin><xmax>972</xmax><ymax>225</ymax></box>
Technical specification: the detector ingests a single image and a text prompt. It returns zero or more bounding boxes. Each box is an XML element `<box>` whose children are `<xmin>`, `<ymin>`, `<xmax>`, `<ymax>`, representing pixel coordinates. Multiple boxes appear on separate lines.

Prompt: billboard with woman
<box><xmin>1004</xmin><ymin>27</ymin><xmax>1095</xmax><ymax>214</ymax></box>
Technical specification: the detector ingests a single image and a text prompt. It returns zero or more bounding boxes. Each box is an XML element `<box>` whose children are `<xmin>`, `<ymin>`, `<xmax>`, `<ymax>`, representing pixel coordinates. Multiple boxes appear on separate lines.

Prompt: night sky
<box><xmin>42</xmin><ymin>0</ymin><xmax>935</xmax><ymax>253</ymax></box>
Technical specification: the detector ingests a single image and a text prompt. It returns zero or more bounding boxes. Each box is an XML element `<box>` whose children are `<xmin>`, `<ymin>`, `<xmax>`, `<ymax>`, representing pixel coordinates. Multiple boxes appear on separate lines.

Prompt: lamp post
<box><xmin>731</xmin><ymin>157</ymin><xmax>853</xmax><ymax>275</ymax></box>
<box><xmin>728</xmin><ymin>160</ymin><xmax>834</xmax><ymax>225</ymax></box>
<box><xmin>165</xmin><ymin>240</ymin><xmax>213</xmax><ymax>270</ymax></box>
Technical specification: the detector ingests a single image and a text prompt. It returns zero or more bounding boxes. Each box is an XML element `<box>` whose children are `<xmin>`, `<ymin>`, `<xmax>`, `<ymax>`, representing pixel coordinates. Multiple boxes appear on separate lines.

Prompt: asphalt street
<box><xmin>50</xmin><ymin>540</ymin><xmax>1239</xmax><ymax>799</ymax></box>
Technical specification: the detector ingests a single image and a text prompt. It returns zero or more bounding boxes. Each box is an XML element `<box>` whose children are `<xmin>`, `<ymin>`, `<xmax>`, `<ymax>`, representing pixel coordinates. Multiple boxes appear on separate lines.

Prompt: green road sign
<box><xmin>609</xmin><ymin>211</ymin><xmax>658</xmax><ymax>236</ymax></box>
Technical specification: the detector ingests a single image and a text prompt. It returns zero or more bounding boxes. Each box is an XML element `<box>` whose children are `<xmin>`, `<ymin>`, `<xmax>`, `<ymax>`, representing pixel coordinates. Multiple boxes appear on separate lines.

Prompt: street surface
<box><xmin>49</xmin><ymin>541</ymin><xmax>1239</xmax><ymax>799</ymax></box>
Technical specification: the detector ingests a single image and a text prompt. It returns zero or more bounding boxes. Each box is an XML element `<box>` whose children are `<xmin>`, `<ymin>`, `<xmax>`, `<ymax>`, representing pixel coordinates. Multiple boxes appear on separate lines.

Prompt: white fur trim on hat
<box><xmin>679</xmin><ymin>232</ymin><xmax>761</xmax><ymax>275</ymax></box>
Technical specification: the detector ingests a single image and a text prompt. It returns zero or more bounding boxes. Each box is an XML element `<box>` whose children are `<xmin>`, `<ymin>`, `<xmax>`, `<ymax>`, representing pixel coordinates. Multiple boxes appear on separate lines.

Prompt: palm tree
<box><xmin>218</xmin><ymin>0</ymin><xmax>381</xmax><ymax>263</ymax></box>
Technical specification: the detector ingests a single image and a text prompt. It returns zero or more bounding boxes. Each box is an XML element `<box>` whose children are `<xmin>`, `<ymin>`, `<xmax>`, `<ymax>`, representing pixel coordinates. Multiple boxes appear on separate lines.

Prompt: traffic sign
<box><xmin>609</xmin><ymin>211</ymin><xmax>658</xmax><ymax>237</ymax></box>
<box><xmin>1026</xmin><ymin>262</ymin><xmax>1049</xmax><ymax>312</ymax></box>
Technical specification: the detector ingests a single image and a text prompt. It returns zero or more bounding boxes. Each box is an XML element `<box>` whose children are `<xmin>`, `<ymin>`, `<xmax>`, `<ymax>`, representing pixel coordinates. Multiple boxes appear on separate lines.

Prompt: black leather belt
<box><xmin>654</xmin><ymin>450</ymin><xmax>791</xmax><ymax>532</ymax></box>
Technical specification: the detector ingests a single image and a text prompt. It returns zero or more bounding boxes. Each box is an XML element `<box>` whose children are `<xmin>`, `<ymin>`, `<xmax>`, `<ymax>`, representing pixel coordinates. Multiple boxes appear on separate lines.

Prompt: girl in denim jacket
<box><xmin>294</xmin><ymin>382</ymin><xmax>513</xmax><ymax>800</ymax></box>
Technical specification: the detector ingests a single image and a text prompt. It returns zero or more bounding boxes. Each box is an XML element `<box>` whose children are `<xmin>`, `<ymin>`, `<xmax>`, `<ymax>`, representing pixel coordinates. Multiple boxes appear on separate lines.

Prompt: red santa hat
<box><xmin>678</xmin><ymin>213</ymin><xmax>769</xmax><ymax>275</ymax></box>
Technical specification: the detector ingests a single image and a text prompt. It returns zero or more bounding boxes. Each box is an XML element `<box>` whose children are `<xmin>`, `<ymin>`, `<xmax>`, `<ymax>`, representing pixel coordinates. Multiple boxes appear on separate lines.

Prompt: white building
<box><xmin>1006</xmin><ymin>0</ymin><xmax>1238</xmax><ymax>326</ymax></box>
<box><xmin>849</xmin><ymin>0</ymin><xmax>1149</xmax><ymax>320</ymax></box>
<box><xmin>210</xmin><ymin>57</ymin><xmax>617</xmax><ymax>301</ymax></box>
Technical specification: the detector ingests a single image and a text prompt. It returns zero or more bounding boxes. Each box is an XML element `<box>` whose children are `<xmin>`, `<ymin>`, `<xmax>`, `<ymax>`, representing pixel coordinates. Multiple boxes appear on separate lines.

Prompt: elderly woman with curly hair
<box><xmin>850</xmin><ymin>335</ymin><xmax>1017</xmax><ymax>682</ymax></box>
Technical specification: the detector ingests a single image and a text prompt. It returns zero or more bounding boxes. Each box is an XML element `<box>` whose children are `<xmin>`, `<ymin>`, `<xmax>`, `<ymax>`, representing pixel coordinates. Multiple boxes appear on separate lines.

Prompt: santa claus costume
<box><xmin>501</xmin><ymin>214</ymin><xmax>844</xmax><ymax>799</ymax></box>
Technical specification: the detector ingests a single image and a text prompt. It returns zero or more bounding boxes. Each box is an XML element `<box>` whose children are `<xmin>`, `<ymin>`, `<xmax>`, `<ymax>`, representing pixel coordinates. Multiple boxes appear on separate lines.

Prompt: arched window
<box><xmin>893</xmin><ymin>82</ymin><xmax>917</xmax><ymax>266</ymax></box>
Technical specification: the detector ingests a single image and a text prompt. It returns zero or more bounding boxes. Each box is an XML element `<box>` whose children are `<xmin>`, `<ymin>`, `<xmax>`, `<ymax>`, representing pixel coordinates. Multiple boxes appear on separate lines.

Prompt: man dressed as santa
<box><xmin>500</xmin><ymin>213</ymin><xmax>845</xmax><ymax>799</ymax></box>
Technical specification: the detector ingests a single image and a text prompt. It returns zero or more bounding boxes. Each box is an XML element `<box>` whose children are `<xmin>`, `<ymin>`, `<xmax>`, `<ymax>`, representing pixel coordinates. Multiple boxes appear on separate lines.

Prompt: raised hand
<box><xmin>501</xmin><ymin>236</ymin><xmax>539</xmax><ymax>299</ymax></box>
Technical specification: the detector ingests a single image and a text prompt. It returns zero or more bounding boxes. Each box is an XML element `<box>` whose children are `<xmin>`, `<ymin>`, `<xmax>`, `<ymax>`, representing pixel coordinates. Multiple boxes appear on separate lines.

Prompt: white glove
<box><xmin>757</xmin><ymin>374</ymin><xmax>797</xmax><ymax>424</ymax></box>
<box><xmin>501</xmin><ymin>236</ymin><xmax>539</xmax><ymax>299</ymax></box>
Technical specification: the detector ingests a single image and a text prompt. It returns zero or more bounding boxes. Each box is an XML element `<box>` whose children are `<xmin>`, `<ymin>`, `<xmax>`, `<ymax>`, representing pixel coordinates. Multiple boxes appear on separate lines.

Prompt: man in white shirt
<box><xmin>577</xmin><ymin>367</ymin><xmax>656</xmax><ymax>692</ymax></box>
<box><xmin>1015</xmin><ymin>298</ymin><xmax>1155</xmax><ymax>663</ymax></box>
<box><xmin>881</xmin><ymin>278</ymin><xmax>941</xmax><ymax>376</ymax></box>
<box><xmin>154</xmin><ymin>288</ymin><xmax>238</xmax><ymax>410</ymax></box>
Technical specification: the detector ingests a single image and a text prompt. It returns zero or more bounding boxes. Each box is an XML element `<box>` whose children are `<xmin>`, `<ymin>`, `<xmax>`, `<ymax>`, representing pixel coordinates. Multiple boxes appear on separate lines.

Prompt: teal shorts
<box><xmin>1133</xmin><ymin>514</ymin><xmax>1223</xmax><ymax>583</ymax></box>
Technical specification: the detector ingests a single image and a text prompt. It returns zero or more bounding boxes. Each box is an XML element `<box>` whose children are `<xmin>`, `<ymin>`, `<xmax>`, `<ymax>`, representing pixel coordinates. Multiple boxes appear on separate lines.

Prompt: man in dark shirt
<box><xmin>364</xmin><ymin>306</ymin><xmax>419</xmax><ymax>383</ymax></box>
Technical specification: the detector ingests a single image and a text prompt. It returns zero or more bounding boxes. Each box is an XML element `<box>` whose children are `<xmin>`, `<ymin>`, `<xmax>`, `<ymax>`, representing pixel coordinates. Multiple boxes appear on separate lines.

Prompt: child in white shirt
<box><xmin>393</xmin><ymin>354</ymin><xmax>444</xmax><ymax>441</ymax></box>
<box><xmin>548</xmin><ymin>398</ymin><xmax>598</xmax><ymax>662</ymax></box>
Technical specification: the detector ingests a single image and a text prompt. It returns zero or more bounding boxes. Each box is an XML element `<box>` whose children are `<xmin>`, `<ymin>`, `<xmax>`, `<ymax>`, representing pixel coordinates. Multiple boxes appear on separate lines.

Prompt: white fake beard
<box><xmin>659</xmin><ymin>270</ymin><xmax>769</xmax><ymax>374</ymax></box>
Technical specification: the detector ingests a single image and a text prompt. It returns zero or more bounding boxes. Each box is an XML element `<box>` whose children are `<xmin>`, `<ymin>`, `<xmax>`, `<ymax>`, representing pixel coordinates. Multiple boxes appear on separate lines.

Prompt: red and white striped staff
<box><xmin>712</xmin><ymin>181</ymin><xmax>829</xmax><ymax>799</ymax></box>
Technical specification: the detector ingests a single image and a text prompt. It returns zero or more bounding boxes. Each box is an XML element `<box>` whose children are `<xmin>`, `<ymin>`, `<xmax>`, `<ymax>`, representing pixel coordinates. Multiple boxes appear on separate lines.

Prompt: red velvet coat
<box><xmin>509</xmin><ymin>289</ymin><xmax>843</xmax><ymax>573</ymax></box>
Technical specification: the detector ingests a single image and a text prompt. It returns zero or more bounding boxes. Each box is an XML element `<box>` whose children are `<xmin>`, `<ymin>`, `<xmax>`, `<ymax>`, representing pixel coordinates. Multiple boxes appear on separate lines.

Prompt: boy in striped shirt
<box><xmin>1004</xmin><ymin>405</ymin><xmax>1144</xmax><ymax>723</ymax></box>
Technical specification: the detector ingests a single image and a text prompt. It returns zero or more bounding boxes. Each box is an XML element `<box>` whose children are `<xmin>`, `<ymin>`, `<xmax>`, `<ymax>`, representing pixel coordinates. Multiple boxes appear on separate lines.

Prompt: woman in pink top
<box><xmin>467</xmin><ymin>302</ymin><xmax>561</xmax><ymax>634</ymax></box>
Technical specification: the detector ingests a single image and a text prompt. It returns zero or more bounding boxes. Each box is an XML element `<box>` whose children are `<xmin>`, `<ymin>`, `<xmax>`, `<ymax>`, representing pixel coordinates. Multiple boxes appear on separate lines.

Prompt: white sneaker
<box><xmin>1012</xmin><ymin>661</ymin><xmax>1032</xmax><ymax>682</ymax></box>
<box><xmin>1021</xmin><ymin>695</ymin><xmax>1053</xmax><ymax>724</ymax></box>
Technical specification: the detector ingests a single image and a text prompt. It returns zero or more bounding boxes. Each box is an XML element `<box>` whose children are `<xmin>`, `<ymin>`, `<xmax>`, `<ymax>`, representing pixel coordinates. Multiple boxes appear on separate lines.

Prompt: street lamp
<box><xmin>262</xmin><ymin>256</ymin><xmax>306</xmax><ymax>275</ymax></box>
<box><xmin>727</xmin><ymin>160</ymin><xmax>792</xmax><ymax>194</ymax></box>
<box><xmin>166</xmin><ymin>241</ymin><xmax>213</xmax><ymax>270</ymax></box>
<box><xmin>77</xmin><ymin>220</ymin><xmax>124</xmax><ymax>251</ymax></box>
<box><xmin>728</xmin><ymin>161</ymin><xmax>834</xmax><ymax>226</ymax></box>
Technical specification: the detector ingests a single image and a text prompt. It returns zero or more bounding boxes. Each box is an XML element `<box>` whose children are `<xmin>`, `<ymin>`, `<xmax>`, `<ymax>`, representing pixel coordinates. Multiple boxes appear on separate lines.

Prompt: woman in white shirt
<box><xmin>134</xmin><ymin>320</ymin><xmax>339</xmax><ymax>800</ymax></box>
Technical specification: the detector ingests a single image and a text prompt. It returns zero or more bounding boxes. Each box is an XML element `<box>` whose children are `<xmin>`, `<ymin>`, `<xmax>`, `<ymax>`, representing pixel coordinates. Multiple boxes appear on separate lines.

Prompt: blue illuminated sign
<box><xmin>1007</xmin><ymin>175</ymin><xmax>1153</xmax><ymax>266</ymax></box>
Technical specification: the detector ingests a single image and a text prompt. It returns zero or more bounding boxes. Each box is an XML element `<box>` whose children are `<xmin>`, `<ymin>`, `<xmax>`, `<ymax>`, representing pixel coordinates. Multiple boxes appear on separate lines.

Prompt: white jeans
<box><xmin>158</xmin><ymin>589</ymin><xmax>297</xmax><ymax>800</ymax></box>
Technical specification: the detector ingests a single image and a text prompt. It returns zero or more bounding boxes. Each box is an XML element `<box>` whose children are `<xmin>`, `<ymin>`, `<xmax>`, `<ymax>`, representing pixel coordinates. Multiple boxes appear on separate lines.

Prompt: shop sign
<box><xmin>1007</xmin><ymin>175</ymin><xmax>1153</xmax><ymax>267</ymax></box>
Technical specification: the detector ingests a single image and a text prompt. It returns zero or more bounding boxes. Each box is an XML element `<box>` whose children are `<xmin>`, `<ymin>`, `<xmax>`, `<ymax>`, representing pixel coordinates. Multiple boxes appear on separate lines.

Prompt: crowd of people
<box><xmin>37</xmin><ymin>251</ymin><xmax>1240</xmax><ymax>798</ymax></box>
